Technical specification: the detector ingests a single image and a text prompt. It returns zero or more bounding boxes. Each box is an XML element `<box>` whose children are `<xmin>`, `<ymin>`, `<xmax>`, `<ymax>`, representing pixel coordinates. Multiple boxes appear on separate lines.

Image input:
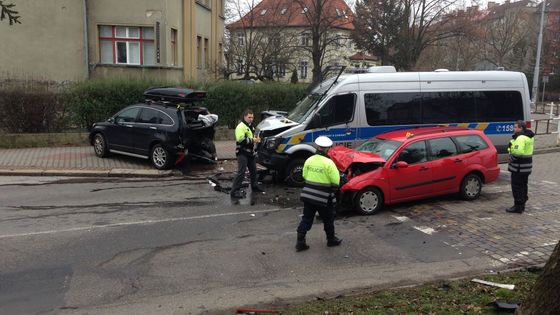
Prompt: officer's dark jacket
<box><xmin>508</xmin><ymin>129</ymin><xmax>535</xmax><ymax>174</ymax></box>
<box><xmin>235</xmin><ymin>121</ymin><xmax>255</xmax><ymax>156</ymax></box>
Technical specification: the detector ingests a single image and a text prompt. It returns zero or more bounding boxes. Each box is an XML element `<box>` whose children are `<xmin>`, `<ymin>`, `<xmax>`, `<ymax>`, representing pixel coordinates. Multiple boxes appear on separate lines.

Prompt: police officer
<box><xmin>295</xmin><ymin>136</ymin><xmax>342</xmax><ymax>251</ymax></box>
<box><xmin>231</xmin><ymin>109</ymin><xmax>265</xmax><ymax>199</ymax></box>
<box><xmin>507</xmin><ymin>120</ymin><xmax>534</xmax><ymax>213</ymax></box>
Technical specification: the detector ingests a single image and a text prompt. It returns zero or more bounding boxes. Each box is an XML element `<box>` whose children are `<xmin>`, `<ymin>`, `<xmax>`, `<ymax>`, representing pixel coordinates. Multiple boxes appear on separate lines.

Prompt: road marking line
<box><xmin>542</xmin><ymin>180</ymin><xmax>558</xmax><ymax>185</ymax></box>
<box><xmin>392</xmin><ymin>215</ymin><xmax>410</xmax><ymax>222</ymax></box>
<box><xmin>0</xmin><ymin>207</ymin><xmax>291</xmax><ymax>239</ymax></box>
<box><xmin>413</xmin><ymin>226</ymin><xmax>436</xmax><ymax>235</ymax></box>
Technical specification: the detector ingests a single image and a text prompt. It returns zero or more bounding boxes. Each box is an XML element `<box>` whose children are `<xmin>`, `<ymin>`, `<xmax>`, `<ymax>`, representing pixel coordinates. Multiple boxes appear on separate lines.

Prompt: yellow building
<box><xmin>0</xmin><ymin>0</ymin><xmax>225</xmax><ymax>83</ymax></box>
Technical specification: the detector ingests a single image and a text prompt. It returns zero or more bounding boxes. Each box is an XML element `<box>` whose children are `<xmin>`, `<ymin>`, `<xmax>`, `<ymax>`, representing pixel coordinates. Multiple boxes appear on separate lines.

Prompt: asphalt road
<box><xmin>1</xmin><ymin>152</ymin><xmax>559</xmax><ymax>314</ymax></box>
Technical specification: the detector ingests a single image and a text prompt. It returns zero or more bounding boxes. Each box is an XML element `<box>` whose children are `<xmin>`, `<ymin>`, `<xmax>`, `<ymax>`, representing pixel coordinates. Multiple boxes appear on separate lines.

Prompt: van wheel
<box><xmin>151</xmin><ymin>144</ymin><xmax>175</xmax><ymax>170</ymax></box>
<box><xmin>285</xmin><ymin>158</ymin><xmax>306</xmax><ymax>187</ymax></box>
<box><xmin>354</xmin><ymin>187</ymin><xmax>383</xmax><ymax>215</ymax></box>
<box><xmin>460</xmin><ymin>173</ymin><xmax>482</xmax><ymax>200</ymax></box>
<box><xmin>93</xmin><ymin>133</ymin><xmax>109</xmax><ymax>158</ymax></box>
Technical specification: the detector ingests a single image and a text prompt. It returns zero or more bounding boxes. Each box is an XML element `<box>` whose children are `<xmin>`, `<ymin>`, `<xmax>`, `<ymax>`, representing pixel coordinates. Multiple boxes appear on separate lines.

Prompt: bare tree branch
<box><xmin>0</xmin><ymin>1</ymin><xmax>21</xmax><ymax>25</ymax></box>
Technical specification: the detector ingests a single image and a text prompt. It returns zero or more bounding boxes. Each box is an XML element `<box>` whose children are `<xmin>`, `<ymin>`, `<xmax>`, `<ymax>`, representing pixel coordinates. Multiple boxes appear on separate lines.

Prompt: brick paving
<box><xmin>0</xmin><ymin>141</ymin><xmax>237</xmax><ymax>171</ymax></box>
<box><xmin>390</xmin><ymin>152</ymin><xmax>560</xmax><ymax>268</ymax></box>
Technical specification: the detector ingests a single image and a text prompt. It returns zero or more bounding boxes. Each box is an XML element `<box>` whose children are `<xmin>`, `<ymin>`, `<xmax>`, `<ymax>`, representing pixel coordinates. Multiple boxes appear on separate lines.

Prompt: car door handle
<box><xmin>454</xmin><ymin>158</ymin><xmax>463</xmax><ymax>163</ymax></box>
<box><xmin>419</xmin><ymin>166</ymin><xmax>429</xmax><ymax>171</ymax></box>
<box><xmin>150</xmin><ymin>126</ymin><xmax>157</xmax><ymax>130</ymax></box>
<box><xmin>124</xmin><ymin>124</ymin><xmax>133</xmax><ymax>128</ymax></box>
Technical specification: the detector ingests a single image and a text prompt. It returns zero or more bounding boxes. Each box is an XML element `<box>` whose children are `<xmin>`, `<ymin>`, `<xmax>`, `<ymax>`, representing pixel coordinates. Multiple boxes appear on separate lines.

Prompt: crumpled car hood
<box><xmin>328</xmin><ymin>146</ymin><xmax>386</xmax><ymax>171</ymax></box>
<box><xmin>257</xmin><ymin>116</ymin><xmax>299</xmax><ymax>131</ymax></box>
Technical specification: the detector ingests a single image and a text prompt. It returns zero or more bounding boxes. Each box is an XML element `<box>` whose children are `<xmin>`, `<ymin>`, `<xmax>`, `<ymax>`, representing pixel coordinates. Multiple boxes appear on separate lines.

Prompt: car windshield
<box><xmin>286</xmin><ymin>94</ymin><xmax>321</xmax><ymax>123</ymax></box>
<box><xmin>356</xmin><ymin>138</ymin><xmax>402</xmax><ymax>160</ymax></box>
<box><xmin>286</xmin><ymin>77</ymin><xmax>339</xmax><ymax>123</ymax></box>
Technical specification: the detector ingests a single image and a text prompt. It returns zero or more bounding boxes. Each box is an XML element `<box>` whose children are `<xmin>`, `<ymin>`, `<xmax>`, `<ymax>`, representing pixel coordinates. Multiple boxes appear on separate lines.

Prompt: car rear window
<box><xmin>454</xmin><ymin>135</ymin><xmax>489</xmax><ymax>153</ymax></box>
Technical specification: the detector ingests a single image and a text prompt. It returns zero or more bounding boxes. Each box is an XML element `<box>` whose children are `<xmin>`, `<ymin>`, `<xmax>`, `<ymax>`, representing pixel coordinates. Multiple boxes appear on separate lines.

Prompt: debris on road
<box><xmin>471</xmin><ymin>278</ymin><xmax>515</xmax><ymax>290</ymax></box>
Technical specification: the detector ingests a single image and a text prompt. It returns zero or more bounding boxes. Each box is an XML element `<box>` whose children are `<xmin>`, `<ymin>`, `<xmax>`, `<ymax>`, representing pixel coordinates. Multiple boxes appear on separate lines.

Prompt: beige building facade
<box><xmin>0</xmin><ymin>0</ymin><xmax>225</xmax><ymax>83</ymax></box>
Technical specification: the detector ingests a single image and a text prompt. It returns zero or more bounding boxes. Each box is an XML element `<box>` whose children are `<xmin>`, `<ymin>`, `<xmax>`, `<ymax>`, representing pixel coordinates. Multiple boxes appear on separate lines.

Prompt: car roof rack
<box><xmin>144</xmin><ymin>87</ymin><xmax>206</xmax><ymax>106</ymax></box>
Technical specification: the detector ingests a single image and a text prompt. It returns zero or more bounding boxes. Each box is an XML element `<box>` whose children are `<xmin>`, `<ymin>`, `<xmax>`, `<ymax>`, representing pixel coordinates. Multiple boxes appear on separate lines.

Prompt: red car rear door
<box><xmin>427</xmin><ymin>137</ymin><xmax>464</xmax><ymax>195</ymax></box>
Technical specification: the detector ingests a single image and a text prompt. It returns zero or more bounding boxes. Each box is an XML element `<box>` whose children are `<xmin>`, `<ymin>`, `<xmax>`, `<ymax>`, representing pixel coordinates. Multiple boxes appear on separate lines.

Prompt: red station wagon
<box><xmin>328</xmin><ymin>127</ymin><xmax>500</xmax><ymax>215</ymax></box>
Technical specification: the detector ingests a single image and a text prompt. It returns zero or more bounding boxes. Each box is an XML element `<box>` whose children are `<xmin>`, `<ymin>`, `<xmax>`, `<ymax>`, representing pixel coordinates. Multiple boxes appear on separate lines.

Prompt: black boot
<box><xmin>327</xmin><ymin>235</ymin><xmax>342</xmax><ymax>247</ymax></box>
<box><xmin>506</xmin><ymin>205</ymin><xmax>523</xmax><ymax>213</ymax></box>
<box><xmin>295</xmin><ymin>233</ymin><xmax>309</xmax><ymax>252</ymax></box>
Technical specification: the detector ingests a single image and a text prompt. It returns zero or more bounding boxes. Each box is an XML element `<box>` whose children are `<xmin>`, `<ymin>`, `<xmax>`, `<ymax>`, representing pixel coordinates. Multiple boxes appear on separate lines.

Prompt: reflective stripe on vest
<box><xmin>508</xmin><ymin>134</ymin><xmax>534</xmax><ymax>174</ymax></box>
<box><xmin>300</xmin><ymin>155</ymin><xmax>340</xmax><ymax>207</ymax></box>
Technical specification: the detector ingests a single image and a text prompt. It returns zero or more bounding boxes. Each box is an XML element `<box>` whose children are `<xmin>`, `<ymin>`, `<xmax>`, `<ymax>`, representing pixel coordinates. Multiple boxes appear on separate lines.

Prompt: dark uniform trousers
<box><xmin>297</xmin><ymin>201</ymin><xmax>335</xmax><ymax>237</ymax></box>
<box><xmin>231</xmin><ymin>153</ymin><xmax>257</xmax><ymax>193</ymax></box>
<box><xmin>511</xmin><ymin>172</ymin><xmax>529</xmax><ymax>207</ymax></box>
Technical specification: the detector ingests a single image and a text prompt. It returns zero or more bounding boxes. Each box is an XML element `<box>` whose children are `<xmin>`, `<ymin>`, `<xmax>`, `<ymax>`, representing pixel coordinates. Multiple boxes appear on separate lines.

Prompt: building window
<box><xmin>171</xmin><ymin>28</ymin><xmax>177</xmax><ymax>66</ymax></box>
<box><xmin>197</xmin><ymin>36</ymin><xmax>202</xmax><ymax>68</ymax></box>
<box><xmin>301</xmin><ymin>7</ymin><xmax>308</xmax><ymax>14</ymax></box>
<box><xmin>237</xmin><ymin>32</ymin><xmax>244</xmax><ymax>46</ymax></box>
<box><xmin>299</xmin><ymin>61</ymin><xmax>308</xmax><ymax>79</ymax></box>
<box><xmin>196</xmin><ymin>0</ymin><xmax>210</xmax><ymax>8</ymax></box>
<box><xmin>260</xmin><ymin>9</ymin><xmax>267</xmax><ymax>15</ymax></box>
<box><xmin>204</xmin><ymin>38</ymin><xmax>209</xmax><ymax>68</ymax></box>
<box><xmin>236</xmin><ymin>59</ymin><xmax>244</xmax><ymax>75</ymax></box>
<box><xmin>281</xmin><ymin>8</ymin><xmax>287</xmax><ymax>15</ymax></box>
<box><xmin>276</xmin><ymin>64</ymin><xmax>286</xmax><ymax>77</ymax></box>
<box><xmin>99</xmin><ymin>25</ymin><xmax>155</xmax><ymax>65</ymax></box>
<box><xmin>301</xmin><ymin>32</ymin><xmax>310</xmax><ymax>46</ymax></box>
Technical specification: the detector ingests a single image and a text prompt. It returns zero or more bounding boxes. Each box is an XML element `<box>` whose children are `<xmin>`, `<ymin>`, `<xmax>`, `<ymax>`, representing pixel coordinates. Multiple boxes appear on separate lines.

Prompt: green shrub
<box><xmin>64</xmin><ymin>78</ymin><xmax>173</xmax><ymax>130</ymax></box>
<box><xmin>0</xmin><ymin>86</ymin><xmax>67</xmax><ymax>133</ymax></box>
<box><xmin>204</xmin><ymin>81</ymin><xmax>308</xmax><ymax>127</ymax></box>
<box><xmin>64</xmin><ymin>79</ymin><xmax>309</xmax><ymax>130</ymax></box>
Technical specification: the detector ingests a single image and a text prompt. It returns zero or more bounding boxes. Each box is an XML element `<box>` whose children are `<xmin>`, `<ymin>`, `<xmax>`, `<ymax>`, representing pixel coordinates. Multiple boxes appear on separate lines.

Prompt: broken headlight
<box><xmin>265</xmin><ymin>137</ymin><xmax>280</xmax><ymax>150</ymax></box>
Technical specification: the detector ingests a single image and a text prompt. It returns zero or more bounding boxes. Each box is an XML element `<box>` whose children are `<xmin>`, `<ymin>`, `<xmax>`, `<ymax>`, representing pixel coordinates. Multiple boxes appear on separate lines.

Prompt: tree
<box><xmin>516</xmin><ymin>241</ymin><xmax>560</xmax><ymax>315</ymax></box>
<box><xmin>479</xmin><ymin>4</ymin><xmax>536</xmax><ymax>72</ymax></box>
<box><xmin>290</xmin><ymin>67</ymin><xmax>298</xmax><ymax>83</ymax></box>
<box><xmin>226</xmin><ymin>0</ymin><xmax>299</xmax><ymax>81</ymax></box>
<box><xmin>294</xmin><ymin>0</ymin><xmax>352</xmax><ymax>85</ymax></box>
<box><xmin>352</xmin><ymin>0</ymin><xmax>463</xmax><ymax>70</ymax></box>
<box><xmin>352</xmin><ymin>0</ymin><xmax>407</xmax><ymax>66</ymax></box>
<box><xmin>0</xmin><ymin>1</ymin><xmax>20</xmax><ymax>25</ymax></box>
<box><xmin>414</xmin><ymin>7</ymin><xmax>484</xmax><ymax>71</ymax></box>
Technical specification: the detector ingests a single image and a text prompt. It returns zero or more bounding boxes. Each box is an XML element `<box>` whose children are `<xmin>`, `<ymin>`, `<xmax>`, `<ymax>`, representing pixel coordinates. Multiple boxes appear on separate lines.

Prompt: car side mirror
<box><xmin>393</xmin><ymin>161</ymin><xmax>409</xmax><ymax>169</ymax></box>
<box><xmin>107</xmin><ymin>117</ymin><xmax>115</xmax><ymax>123</ymax></box>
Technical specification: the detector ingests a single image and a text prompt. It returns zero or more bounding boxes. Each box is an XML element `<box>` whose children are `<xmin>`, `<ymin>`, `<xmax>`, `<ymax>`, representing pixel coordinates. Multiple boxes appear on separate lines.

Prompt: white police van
<box><xmin>256</xmin><ymin>70</ymin><xmax>532</xmax><ymax>186</ymax></box>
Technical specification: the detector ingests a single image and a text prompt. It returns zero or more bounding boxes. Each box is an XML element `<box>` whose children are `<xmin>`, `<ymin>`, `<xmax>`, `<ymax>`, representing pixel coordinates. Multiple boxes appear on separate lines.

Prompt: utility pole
<box><xmin>532</xmin><ymin>0</ymin><xmax>546</xmax><ymax>105</ymax></box>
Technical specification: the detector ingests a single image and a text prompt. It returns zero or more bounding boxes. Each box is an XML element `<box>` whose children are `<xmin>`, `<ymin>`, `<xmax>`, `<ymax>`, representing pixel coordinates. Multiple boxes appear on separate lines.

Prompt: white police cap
<box><xmin>314</xmin><ymin>136</ymin><xmax>333</xmax><ymax>148</ymax></box>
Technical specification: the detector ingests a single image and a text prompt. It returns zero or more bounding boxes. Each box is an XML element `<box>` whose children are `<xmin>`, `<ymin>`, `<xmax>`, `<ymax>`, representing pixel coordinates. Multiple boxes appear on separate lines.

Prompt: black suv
<box><xmin>89</xmin><ymin>87</ymin><xmax>218</xmax><ymax>170</ymax></box>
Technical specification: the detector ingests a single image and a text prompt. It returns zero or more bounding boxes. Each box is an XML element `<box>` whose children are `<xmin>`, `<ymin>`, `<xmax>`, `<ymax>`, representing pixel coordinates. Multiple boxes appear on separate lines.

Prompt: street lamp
<box><xmin>531</xmin><ymin>0</ymin><xmax>546</xmax><ymax>106</ymax></box>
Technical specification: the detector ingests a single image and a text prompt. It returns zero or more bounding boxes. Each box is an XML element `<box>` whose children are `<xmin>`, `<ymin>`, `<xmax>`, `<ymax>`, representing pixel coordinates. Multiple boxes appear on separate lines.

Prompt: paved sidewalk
<box><xmin>0</xmin><ymin>141</ymin><xmax>236</xmax><ymax>177</ymax></box>
<box><xmin>0</xmin><ymin>134</ymin><xmax>558</xmax><ymax>177</ymax></box>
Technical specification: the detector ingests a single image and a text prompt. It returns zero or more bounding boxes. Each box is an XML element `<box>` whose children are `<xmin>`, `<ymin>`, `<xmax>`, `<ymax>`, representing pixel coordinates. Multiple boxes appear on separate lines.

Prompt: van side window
<box><xmin>316</xmin><ymin>94</ymin><xmax>355</xmax><ymax>127</ymax></box>
<box><xmin>427</xmin><ymin>137</ymin><xmax>458</xmax><ymax>159</ymax></box>
<box><xmin>454</xmin><ymin>135</ymin><xmax>488</xmax><ymax>153</ymax></box>
<box><xmin>364</xmin><ymin>93</ymin><xmax>421</xmax><ymax>126</ymax></box>
<box><xmin>475</xmin><ymin>91</ymin><xmax>523</xmax><ymax>121</ymax></box>
<box><xmin>397</xmin><ymin>141</ymin><xmax>427</xmax><ymax>164</ymax></box>
<box><xmin>422</xmin><ymin>92</ymin><xmax>476</xmax><ymax>123</ymax></box>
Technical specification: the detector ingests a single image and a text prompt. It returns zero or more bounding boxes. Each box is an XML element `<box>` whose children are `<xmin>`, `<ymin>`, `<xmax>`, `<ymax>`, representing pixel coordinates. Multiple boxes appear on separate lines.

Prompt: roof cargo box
<box><xmin>144</xmin><ymin>87</ymin><xmax>206</xmax><ymax>104</ymax></box>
